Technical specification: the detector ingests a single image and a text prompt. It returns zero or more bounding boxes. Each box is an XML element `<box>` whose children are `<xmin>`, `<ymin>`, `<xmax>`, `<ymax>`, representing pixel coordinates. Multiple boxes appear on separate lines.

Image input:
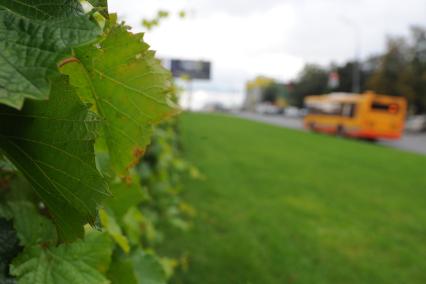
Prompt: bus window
<box><xmin>349</xmin><ymin>104</ymin><xmax>357</xmax><ymax>117</ymax></box>
<box><xmin>307</xmin><ymin>103</ymin><xmax>341</xmax><ymax>116</ymax></box>
<box><xmin>342</xmin><ymin>103</ymin><xmax>357</xmax><ymax>118</ymax></box>
<box><xmin>371</xmin><ymin>102</ymin><xmax>399</xmax><ymax>114</ymax></box>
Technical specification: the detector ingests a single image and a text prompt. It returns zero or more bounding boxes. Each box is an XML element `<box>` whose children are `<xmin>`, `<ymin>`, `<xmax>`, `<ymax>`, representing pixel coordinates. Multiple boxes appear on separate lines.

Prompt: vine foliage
<box><xmin>0</xmin><ymin>0</ymin><xmax>187</xmax><ymax>283</ymax></box>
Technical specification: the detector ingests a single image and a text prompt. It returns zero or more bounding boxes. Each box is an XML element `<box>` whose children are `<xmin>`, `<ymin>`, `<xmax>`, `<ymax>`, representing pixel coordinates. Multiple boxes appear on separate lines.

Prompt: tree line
<box><xmin>255</xmin><ymin>26</ymin><xmax>426</xmax><ymax>114</ymax></box>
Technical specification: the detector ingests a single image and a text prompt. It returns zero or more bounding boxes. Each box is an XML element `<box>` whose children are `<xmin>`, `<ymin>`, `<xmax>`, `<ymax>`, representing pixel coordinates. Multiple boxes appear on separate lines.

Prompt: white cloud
<box><xmin>108</xmin><ymin>0</ymin><xmax>426</xmax><ymax>106</ymax></box>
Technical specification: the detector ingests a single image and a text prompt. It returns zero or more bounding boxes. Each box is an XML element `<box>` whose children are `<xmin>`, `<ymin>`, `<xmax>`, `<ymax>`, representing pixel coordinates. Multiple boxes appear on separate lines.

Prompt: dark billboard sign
<box><xmin>170</xmin><ymin>59</ymin><xmax>211</xmax><ymax>80</ymax></box>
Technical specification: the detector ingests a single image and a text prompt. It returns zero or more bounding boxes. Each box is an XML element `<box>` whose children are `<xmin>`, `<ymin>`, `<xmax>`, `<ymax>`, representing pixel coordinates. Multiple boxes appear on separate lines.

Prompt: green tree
<box><xmin>368</xmin><ymin>27</ymin><xmax>426</xmax><ymax>113</ymax></box>
<box><xmin>262</xmin><ymin>83</ymin><xmax>288</xmax><ymax>103</ymax></box>
<box><xmin>290</xmin><ymin>64</ymin><xmax>329</xmax><ymax>107</ymax></box>
<box><xmin>334</xmin><ymin>60</ymin><xmax>375</xmax><ymax>93</ymax></box>
<box><xmin>367</xmin><ymin>37</ymin><xmax>411</xmax><ymax>97</ymax></box>
<box><xmin>408</xmin><ymin>26</ymin><xmax>426</xmax><ymax>113</ymax></box>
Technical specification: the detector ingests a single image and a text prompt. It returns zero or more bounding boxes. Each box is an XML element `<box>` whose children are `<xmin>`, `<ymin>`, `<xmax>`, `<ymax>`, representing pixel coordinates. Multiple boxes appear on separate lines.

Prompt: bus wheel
<box><xmin>363</xmin><ymin>138</ymin><xmax>377</xmax><ymax>143</ymax></box>
<box><xmin>309</xmin><ymin>122</ymin><xmax>316</xmax><ymax>131</ymax></box>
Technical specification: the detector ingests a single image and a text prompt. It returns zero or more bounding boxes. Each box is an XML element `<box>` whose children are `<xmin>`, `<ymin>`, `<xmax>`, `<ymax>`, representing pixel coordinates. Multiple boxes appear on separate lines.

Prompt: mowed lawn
<box><xmin>160</xmin><ymin>112</ymin><xmax>426</xmax><ymax>284</ymax></box>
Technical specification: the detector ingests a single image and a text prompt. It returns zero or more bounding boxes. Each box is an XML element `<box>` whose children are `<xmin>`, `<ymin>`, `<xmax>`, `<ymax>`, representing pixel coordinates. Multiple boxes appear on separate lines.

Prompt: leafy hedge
<box><xmin>0</xmin><ymin>1</ymin><xmax>194</xmax><ymax>283</ymax></box>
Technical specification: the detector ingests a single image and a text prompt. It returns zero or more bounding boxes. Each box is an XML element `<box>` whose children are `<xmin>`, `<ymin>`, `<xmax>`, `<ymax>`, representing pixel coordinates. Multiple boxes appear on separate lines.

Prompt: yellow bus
<box><xmin>304</xmin><ymin>92</ymin><xmax>407</xmax><ymax>140</ymax></box>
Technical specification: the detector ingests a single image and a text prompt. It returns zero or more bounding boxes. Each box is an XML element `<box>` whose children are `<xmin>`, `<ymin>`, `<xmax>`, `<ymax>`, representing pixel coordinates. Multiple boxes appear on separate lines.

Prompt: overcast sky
<box><xmin>109</xmin><ymin>0</ymin><xmax>426</xmax><ymax>95</ymax></box>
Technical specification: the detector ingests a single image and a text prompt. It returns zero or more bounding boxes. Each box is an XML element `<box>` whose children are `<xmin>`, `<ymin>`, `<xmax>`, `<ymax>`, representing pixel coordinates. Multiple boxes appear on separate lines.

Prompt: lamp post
<box><xmin>340</xmin><ymin>17</ymin><xmax>361</xmax><ymax>93</ymax></box>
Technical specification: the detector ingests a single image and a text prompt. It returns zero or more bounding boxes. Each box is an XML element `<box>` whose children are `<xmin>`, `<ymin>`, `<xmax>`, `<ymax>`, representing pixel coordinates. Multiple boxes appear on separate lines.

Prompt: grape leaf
<box><xmin>3</xmin><ymin>174</ymin><xmax>37</xmax><ymax>203</ymax></box>
<box><xmin>62</xmin><ymin>17</ymin><xmax>179</xmax><ymax>175</ymax></box>
<box><xmin>0</xmin><ymin>76</ymin><xmax>109</xmax><ymax>241</ymax></box>
<box><xmin>0</xmin><ymin>204</ymin><xmax>11</xmax><ymax>220</ymax></box>
<box><xmin>107</xmin><ymin>255</ymin><xmax>138</xmax><ymax>284</ymax></box>
<box><xmin>0</xmin><ymin>0</ymin><xmax>102</xmax><ymax>109</ymax></box>
<box><xmin>122</xmin><ymin>207</ymin><xmax>145</xmax><ymax>245</ymax></box>
<box><xmin>129</xmin><ymin>250</ymin><xmax>167</xmax><ymax>284</ymax></box>
<box><xmin>86</xmin><ymin>0</ymin><xmax>109</xmax><ymax>17</ymax></box>
<box><xmin>10</xmin><ymin>230</ymin><xmax>113</xmax><ymax>284</ymax></box>
<box><xmin>87</xmin><ymin>0</ymin><xmax>108</xmax><ymax>8</ymax></box>
<box><xmin>7</xmin><ymin>201</ymin><xmax>57</xmax><ymax>247</ymax></box>
<box><xmin>99</xmin><ymin>208</ymin><xmax>129</xmax><ymax>253</ymax></box>
<box><xmin>0</xmin><ymin>155</ymin><xmax>15</xmax><ymax>173</ymax></box>
<box><xmin>107</xmin><ymin>249</ymin><xmax>167</xmax><ymax>284</ymax></box>
<box><xmin>104</xmin><ymin>174</ymin><xmax>146</xmax><ymax>220</ymax></box>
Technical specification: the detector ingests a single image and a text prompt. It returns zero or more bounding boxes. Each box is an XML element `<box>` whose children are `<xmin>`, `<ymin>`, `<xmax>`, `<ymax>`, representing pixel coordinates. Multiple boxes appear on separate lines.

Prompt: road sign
<box><xmin>170</xmin><ymin>59</ymin><xmax>211</xmax><ymax>80</ymax></box>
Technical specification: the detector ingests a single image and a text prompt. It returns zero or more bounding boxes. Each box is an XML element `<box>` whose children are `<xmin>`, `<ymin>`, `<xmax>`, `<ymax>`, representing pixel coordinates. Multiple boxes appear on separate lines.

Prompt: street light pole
<box><xmin>341</xmin><ymin>17</ymin><xmax>361</xmax><ymax>93</ymax></box>
<box><xmin>352</xmin><ymin>30</ymin><xmax>361</xmax><ymax>93</ymax></box>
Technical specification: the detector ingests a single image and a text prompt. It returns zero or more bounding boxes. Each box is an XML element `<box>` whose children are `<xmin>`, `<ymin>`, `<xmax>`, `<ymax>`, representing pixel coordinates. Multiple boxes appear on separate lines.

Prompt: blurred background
<box><xmin>110</xmin><ymin>0</ymin><xmax>425</xmax><ymax>111</ymax></box>
<box><xmin>108</xmin><ymin>1</ymin><xmax>426</xmax><ymax>283</ymax></box>
<box><xmin>110</xmin><ymin>0</ymin><xmax>426</xmax><ymax>155</ymax></box>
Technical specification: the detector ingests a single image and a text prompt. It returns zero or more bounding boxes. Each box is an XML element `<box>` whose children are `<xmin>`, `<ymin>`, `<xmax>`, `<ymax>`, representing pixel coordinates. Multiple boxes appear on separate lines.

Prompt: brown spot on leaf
<box><xmin>125</xmin><ymin>147</ymin><xmax>146</xmax><ymax>172</ymax></box>
<box><xmin>58</xmin><ymin>56</ymin><xmax>80</xmax><ymax>68</ymax></box>
<box><xmin>133</xmin><ymin>147</ymin><xmax>145</xmax><ymax>159</ymax></box>
<box><xmin>122</xmin><ymin>175</ymin><xmax>133</xmax><ymax>185</ymax></box>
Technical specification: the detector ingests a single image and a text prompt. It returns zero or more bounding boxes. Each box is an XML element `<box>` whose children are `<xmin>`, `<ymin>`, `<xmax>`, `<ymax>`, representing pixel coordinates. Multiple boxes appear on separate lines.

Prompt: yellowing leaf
<box><xmin>99</xmin><ymin>208</ymin><xmax>129</xmax><ymax>253</ymax></box>
<box><xmin>62</xmin><ymin>17</ymin><xmax>179</xmax><ymax>175</ymax></box>
<box><xmin>122</xmin><ymin>206</ymin><xmax>145</xmax><ymax>245</ymax></box>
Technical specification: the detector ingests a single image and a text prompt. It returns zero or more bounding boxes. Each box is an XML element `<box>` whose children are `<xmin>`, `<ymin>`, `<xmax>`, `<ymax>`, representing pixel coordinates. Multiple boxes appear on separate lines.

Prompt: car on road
<box><xmin>284</xmin><ymin>107</ymin><xmax>301</xmax><ymax>118</ymax></box>
<box><xmin>405</xmin><ymin>115</ymin><xmax>426</xmax><ymax>133</ymax></box>
<box><xmin>255</xmin><ymin>103</ymin><xmax>281</xmax><ymax>115</ymax></box>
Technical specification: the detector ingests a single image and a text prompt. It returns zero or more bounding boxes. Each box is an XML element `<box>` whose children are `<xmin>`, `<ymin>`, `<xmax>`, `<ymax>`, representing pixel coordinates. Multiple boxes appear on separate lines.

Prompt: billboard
<box><xmin>170</xmin><ymin>59</ymin><xmax>211</xmax><ymax>80</ymax></box>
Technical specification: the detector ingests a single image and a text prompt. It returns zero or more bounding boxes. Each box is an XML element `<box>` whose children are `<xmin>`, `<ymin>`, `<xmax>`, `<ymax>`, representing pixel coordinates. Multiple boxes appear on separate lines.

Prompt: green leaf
<box><xmin>0</xmin><ymin>204</ymin><xmax>11</xmax><ymax>220</ymax></box>
<box><xmin>3</xmin><ymin>174</ymin><xmax>37</xmax><ymax>203</ymax></box>
<box><xmin>159</xmin><ymin>257</ymin><xmax>178</xmax><ymax>280</ymax></box>
<box><xmin>104</xmin><ymin>175</ymin><xmax>146</xmax><ymax>220</ymax></box>
<box><xmin>99</xmin><ymin>208</ymin><xmax>129</xmax><ymax>253</ymax></box>
<box><xmin>131</xmin><ymin>250</ymin><xmax>167</xmax><ymax>284</ymax></box>
<box><xmin>10</xmin><ymin>230</ymin><xmax>113</xmax><ymax>284</ymax></box>
<box><xmin>0</xmin><ymin>76</ymin><xmax>109</xmax><ymax>241</ymax></box>
<box><xmin>107</xmin><ymin>249</ymin><xmax>166</xmax><ymax>284</ymax></box>
<box><xmin>7</xmin><ymin>201</ymin><xmax>57</xmax><ymax>247</ymax></box>
<box><xmin>122</xmin><ymin>207</ymin><xmax>145</xmax><ymax>245</ymax></box>
<box><xmin>62</xmin><ymin>18</ymin><xmax>178</xmax><ymax>175</ymax></box>
<box><xmin>0</xmin><ymin>0</ymin><xmax>102</xmax><ymax>109</ymax></box>
<box><xmin>107</xmin><ymin>255</ymin><xmax>138</xmax><ymax>284</ymax></box>
<box><xmin>86</xmin><ymin>0</ymin><xmax>108</xmax><ymax>16</ymax></box>
<box><xmin>0</xmin><ymin>155</ymin><xmax>15</xmax><ymax>173</ymax></box>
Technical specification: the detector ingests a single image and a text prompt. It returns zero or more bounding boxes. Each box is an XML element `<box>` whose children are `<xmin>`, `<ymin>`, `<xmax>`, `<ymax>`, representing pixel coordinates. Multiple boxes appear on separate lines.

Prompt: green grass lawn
<box><xmin>160</xmin><ymin>112</ymin><xmax>426</xmax><ymax>284</ymax></box>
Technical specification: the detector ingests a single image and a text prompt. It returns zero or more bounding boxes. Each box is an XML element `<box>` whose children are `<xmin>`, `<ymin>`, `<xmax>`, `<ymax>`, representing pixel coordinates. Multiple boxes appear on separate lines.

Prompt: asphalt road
<box><xmin>234</xmin><ymin>112</ymin><xmax>426</xmax><ymax>156</ymax></box>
